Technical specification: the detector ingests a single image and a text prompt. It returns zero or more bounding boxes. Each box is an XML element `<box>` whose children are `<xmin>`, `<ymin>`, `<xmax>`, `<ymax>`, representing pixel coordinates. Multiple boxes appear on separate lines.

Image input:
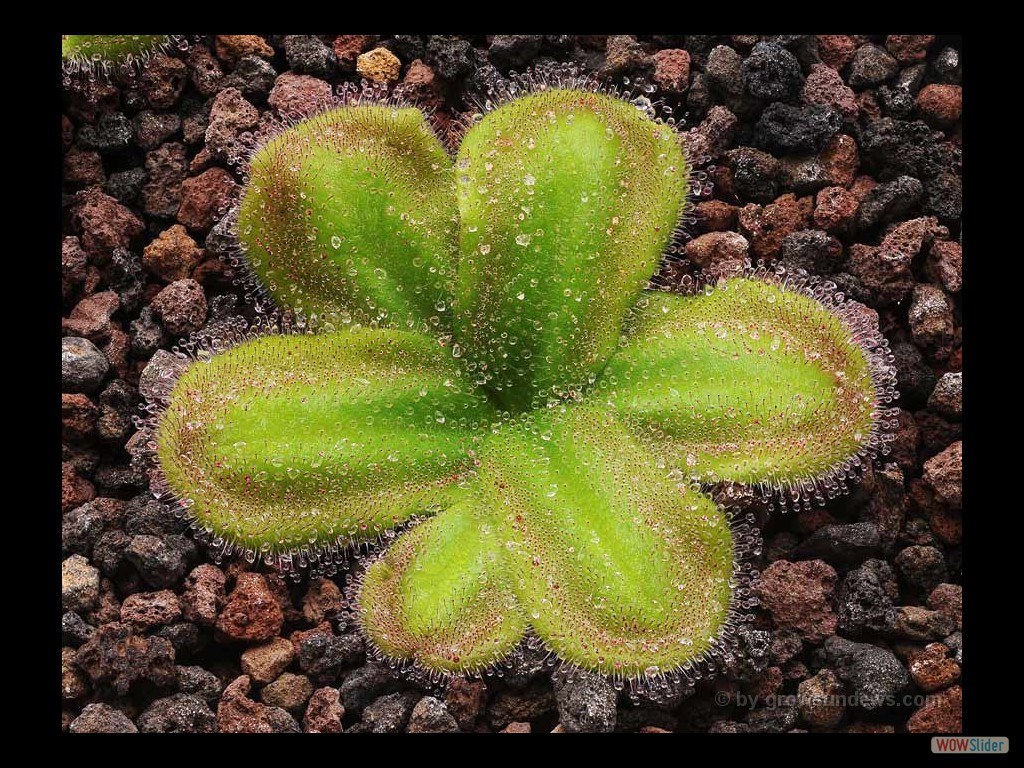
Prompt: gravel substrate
<box><xmin>62</xmin><ymin>34</ymin><xmax>962</xmax><ymax>733</ymax></box>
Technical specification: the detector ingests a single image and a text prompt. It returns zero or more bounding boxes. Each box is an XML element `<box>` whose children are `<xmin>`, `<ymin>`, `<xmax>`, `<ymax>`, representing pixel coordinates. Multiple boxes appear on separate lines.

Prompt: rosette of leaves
<box><xmin>152</xmin><ymin>88</ymin><xmax>896</xmax><ymax>684</ymax></box>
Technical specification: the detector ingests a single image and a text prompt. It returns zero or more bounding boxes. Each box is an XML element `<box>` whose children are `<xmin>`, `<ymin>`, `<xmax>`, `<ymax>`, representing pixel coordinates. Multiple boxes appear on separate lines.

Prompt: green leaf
<box><xmin>239</xmin><ymin>106</ymin><xmax>458</xmax><ymax>332</ymax></box>
<box><xmin>455</xmin><ymin>90</ymin><xmax>689</xmax><ymax>411</ymax></box>
<box><xmin>598</xmin><ymin>279</ymin><xmax>881</xmax><ymax>488</ymax></box>
<box><xmin>62</xmin><ymin>35</ymin><xmax>174</xmax><ymax>65</ymax></box>
<box><xmin>358</xmin><ymin>500</ymin><xmax>527</xmax><ymax>674</ymax></box>
<box><xmin>477</xmin><ymin>406</ymin><xmax>734</xmax><ymax>678</ymax></box>
<box><xmin>156</xmin><ymin>329</ymin><xmax>496</xmax><ymax>555</ymax></box>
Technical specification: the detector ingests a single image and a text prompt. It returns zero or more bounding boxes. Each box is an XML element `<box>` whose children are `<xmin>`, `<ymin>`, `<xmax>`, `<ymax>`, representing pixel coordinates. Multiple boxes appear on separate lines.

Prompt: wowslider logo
<box><xmin>932</xmin><ymin>737</ymin><xmax>1009</xmax><ymax>754</ymax></box>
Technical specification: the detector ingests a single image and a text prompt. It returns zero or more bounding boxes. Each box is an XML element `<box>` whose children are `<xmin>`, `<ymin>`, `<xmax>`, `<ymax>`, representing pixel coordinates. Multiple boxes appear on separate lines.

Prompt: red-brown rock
<box><xmin>908</xmin><ymin>643</ymin><xmax>960</xmax><ymax>692</ymax></box>
<box><xmin>923</xmin><ymin>441</ymin><xmax>962</xmax><ymax>509</ymax></box>
<box><xmin>916</xmin><ymin>84</ymin><xmax>962</xmax><ymax>127</ymax></box>
<box><xmin>927</xmin><ymin>583</ymin><xmax>962</xmax><ymax>630</ymax></box>
<box><xmin>62</xmin><ymin>461</ymin><xmax>95</xmax><ymax>512</ymax></box>
<box><xmin>333</xmin><ymin>35</ymin><xmax>378</xmax><ymax>71</ymax></box>
<box><xmin>818</xmin><ymin>134</ymin><xmax>859</xmax><ymax>188</ymax></box>
<box><xmin>816</xmin><ymin>36</ymin><xmax>857</xmax><ymax>70</ymax></box>
<box><xmin>738</xmin><ymin>193</ymin><xmax>813</xmax><ymax>261</ymax></box>
<box><xmin>928</xmin><ymin>240</ymin><xmax>962</xmax><ymax>293</ymax></box>
<box><xmin>885</xmin><ymin>35</ymin><xmax>935</xmax><ymax>64</ymax></box>
<box><xmin>217</xmin><ymin>675</ymin><xmax>275</xmax><ymax>733</ymax></box>
<box><xmin>181</xmin><ymin>563</ymin><xmax>227</xmax><ymax>627</ymax></box>
<box><xmin>139</xmin><ymin>53</ymin><xmax>188</xmax><ymax>109</ymax></box>
<box><xmin>684</xmin><ymin>231</ymin><xmax>749</xmax><ymax>273</ymax></box>
<box><xmin>906</xmin><ymin>685</ymin><xmax>961</xmax><ymax>733</ymax></box>
<box><xmin>205</xmin><ymin>87</ymin><xmax>259</xmax><ymax>157</ymax></box>
<box><xmin>63</xmin><ymin>149</ymin><xmax>105</xmax><ymax>187</ymax></box>
<box><xmin>216</xmin><ymin>573</ymin><xmax>285</xmax><ymax>643</ymax></box>
<box><xmin>62</xmin><ymin>393</ymin><xmax>98</xmax><ymax>442</ymax></box>
<box><xmin>72</xmin><ymin>188</ymin><xmax>144</xmax><ymax>263</ymax></box>
<box><xmin>694</xmin><ymin>200</ymin><xmax>738</xmax><ymax>232</ymax></box>
<box><xmin>215</xmin><ymin>35</ymin><xmax>274</xmax><ymax>63</ymax></box>
<box><xmin>304</xmin><ymin>687</ymin><xmax>345</xmax><ymax>733</ymax></box>
<box><xmin>120</xmin><ymin>589</ymin><xmax>182</xmax><ymax>631</ymax></box>
<box><xmin>62</xmin><ymin>237</ymin><xmax>88</xmax><ymax>302</ymax></box>
<box><xmin>501</xmin><ymin>722</ymin><xmax>532</xmax><ymax>733</ymax></box>
<box><xmin>151</xmin><ymin>279</ymin><xmax>208</xmax><ymax>337</ymax></box>
<box><xmin>62</xmin><ymin>290</ymin><xmax>119</xmax><ymax>342</ymax></box>
<box><xmin>142</xmin><ymin>142</ymin><xmax>188</xmax><ymax>219</ymax></box>
<box><xmin>802</xmin><ymin>64</ymin><xmax>858</xmax><ymax>121</ymax></box>
<box><xmin>445</xmin><ymin>677</ymin><xmax>487</xmax><ymax>731</ymax></box>
<box><xmin>143</xmin><ymin>225</ymin><xmax>202</xmax><ymax>282</ymax></box>
<box><xmin>653</xmin><ymin>49</ymin><xmax>690</xmax><ymax>93</ymax></box>
<box><xmin>268</xmin><ymin>72</ymin><xmax>333</xmax><ymax>119</ymax></box>
<box><xmin>177</xmin><ymin>168</ymin><xmax>236</xmax><ymax>233</ymax></box>
<box><xmin>813</xmin><ymin>186</ymin><xmax>859</xmax><ymax>236</ymax></box>
<box><xmin>753</xmin><ymin>559</ymin><xmax>838</xmax><ymax>642</ymax></box>
<box><xmin>75</xmin><ymin>622</ymin><xmax>176</xmax><ymax>695</ymax></box>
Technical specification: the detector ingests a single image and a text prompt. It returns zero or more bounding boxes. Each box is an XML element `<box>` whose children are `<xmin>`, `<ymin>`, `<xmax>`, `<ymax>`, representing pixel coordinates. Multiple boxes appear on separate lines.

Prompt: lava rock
<box><xmin>63</xmin><ymin>554</ymin><xmax>100</xmax><ymax>613</ymax></box>
<box><xmin>357</xmin><ymin>47</ymin><xmax>402</xmax><ymax>84</ymax></box>
<box><xmin>216</xmin><ymin>573</ymin><xmax>285</xmax><ymax>642</ymax></box>
<box><xmin>62</xmin><ymin>337</ymin><xmax>109</xmax><ymax>394</ymax></box>
<box><xmin>793</xmin><ymin>523</ymin><xmax>882</xmax><ymax>572</ymax></box>
<box><xmin>488</xmin><ymin>35</ymin><xmax>543</xmax><ymax>71</ymax></box>
<box><xmin>908</xmin><ymin>643</ymin><xmax>960</xmax><ymax>692</ymax></box>
<box><xmin>933</xmin><ymin>47</ymin><xmax>962</xmax><ymax>84</ymax></box>
<box><xmin>363</xmin><ymin>691</ymin><xmax>420</xmax><ymax>733</ymax></box>
<box><xmin>928</xmin><ymin>372</ymin><xmax>962</xmax><ymax>420</ymax></box>
<box><xmin>848</xmin><ymin>44</ymin><xmax>898</xmax><ymax>88</ymax></box>
<box><xmin>125</xmin><ymin>534</ymin><xmax>195</xmax><ymax>589</ymax></box>
<box><xmin>299</xmin><ymin>632</ymin><xmax>364</xmax><ymax>684</ymax></box>
<box><xmin>137</xmin><ymin>694</ymin><xmax>217</xmax><ymax>733</ymax></box>
<box><xmin>895</xmin><ymin>545</ymin><xmax>949</xmax><ymax>595</ymax></box>
<box><xmin>339</xmin><ymin>663</ymin><xmax>402</xmax><ymax>713</ymax></box>
<box><xmin>223</xmin><ymin>55</ymin><xmax>279</xmax><ymax>101</ymax></box>
<box><xmin>802</xmin><ymin>63</ymin><xmax>857</xmax><ymax>120</ymax></box>
<box><xmin>856</xmin><ymin>176</ymin><xmax>923</xmax><ymax>230</ymax></box>
<box><xmin>779</xmin><ymin>229</ymin><xmax>842</xmax><ymax>273</ymax></box>
<box><xmin>130</xmin><ymin>307</ymin><xmax>169</xmax><ymax>358</ymax></box>
<box><xmin>755</xmin><ymin>103</ymin><xmax>841</xmax><ymax>154</ymax></box>
<box><xmin>217</xmin><ymin>675</ymin><xmax>275</xmax><ymax>733</ymax></box>
<box><xmin>176</xmin><ymin>665</ymin><xmax>223</xmax><ymax>702</ymax></box>
<box><xmin>283</xmin><ymin>35</ymin><xmax>337</xmax><ymax>78</ymax></box>
<box><xmin>798</xmin><ymin>669</ymin><xmax>845</xmax><ymax>730</ymax></box>
<box><xmin>755</xmin><ymin>559</ymin><xmax>838</xmax><ymax>641</ymax></box>
<box><xmin>63</xmin><ymin>611</ymin><xmax>96</xmax><ymax>646</ymax></box>
<box><xmin>177</xmin><ymin>168</ymin><xmax>236</xmax><ymax>233</ymax></box>
<box><xmin>75</xmin><ymin>622</ymin><xmax>177</xmax><ymax>695</ymax></box>
<box><xmin>836</xmin><ymin>558</ymin><xmax>899</xmax><ymax>635</ymax></box>
<box><xmin>261</xmin><ymin>673</ymin><xmax>314</xmax><ymax>713</ymax></box>
<box><xmin>923</xmin><ymin>441</ymin><xmax>962</xmax><ymax>508</ymax></box>
<box><xmin>406</xmin><ymin>696</ymin><xmax>459</xmax><ymax>733</ymax></box>
<box><xmin>824</xmin><ymin>636</ymin><xmax>908</xmax><ymax>709</ymax></box>
<box><xmin>554</xmin><ymin>672</ymin><xmax>617</xmax><ymax>733</ymax></box>
<box><xmin>724</xmin><ymin>147</ymin><xmax>781</xmax><ymax>203</ymax></box>
<box><xmin>78</xmin><ymin>112</ymin><xmax>133</xmax><ymax>153</ymax></box>
<box><xmin>133</xmin><ymin>110</ymin><xmax>181</xmax><ymax>150</ymax></box>
<box><xmin>120</xmin><ymin>589</ymin><xmax>182</xmax><ymax>631</ymax></box>
<box><xmin>426</xmin><ymin>36</ymin><xmax>479</xmax><ymax>80</ymax></box>
<box><xmin>653</xmin><ymin>48</ymin><xmax>691</xmax><ymax>93</ymax></box>
<box><xmin>241</xmin><ymin>638</ymin><xmax>295</xmax><ymax>685</ymax></box>
<box><xmin>742</xmin><ymin>42</ymin><xmax>803</xmax><ymax>100</ymax></box>
<box><xmin>70</xmin><ymin>703</ymin><xmax>138</xmax><ymax>733</ymax></box>
<box><xmin>151</xmin><ymin>278</ymin><xmax>208</xmax><ymax>337</ymax></box>
<box><xmin>745</xmin><ymin>705</ymin><xmax>798</xmax><ymax>733</ymax></box>
<box><xmin>304</xmin><ymin>687</ymin><xmax>345</xmax><ymax>733</ymax></box>
<box><xmin>906</xmin><ymin>685</ymin><xmax>961</xmax><ymax>732</ymax></box>
<box><xmin>908</xmin><ymin>284</ymin><xmax>955</xmax><ymax>351</ymax></box>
